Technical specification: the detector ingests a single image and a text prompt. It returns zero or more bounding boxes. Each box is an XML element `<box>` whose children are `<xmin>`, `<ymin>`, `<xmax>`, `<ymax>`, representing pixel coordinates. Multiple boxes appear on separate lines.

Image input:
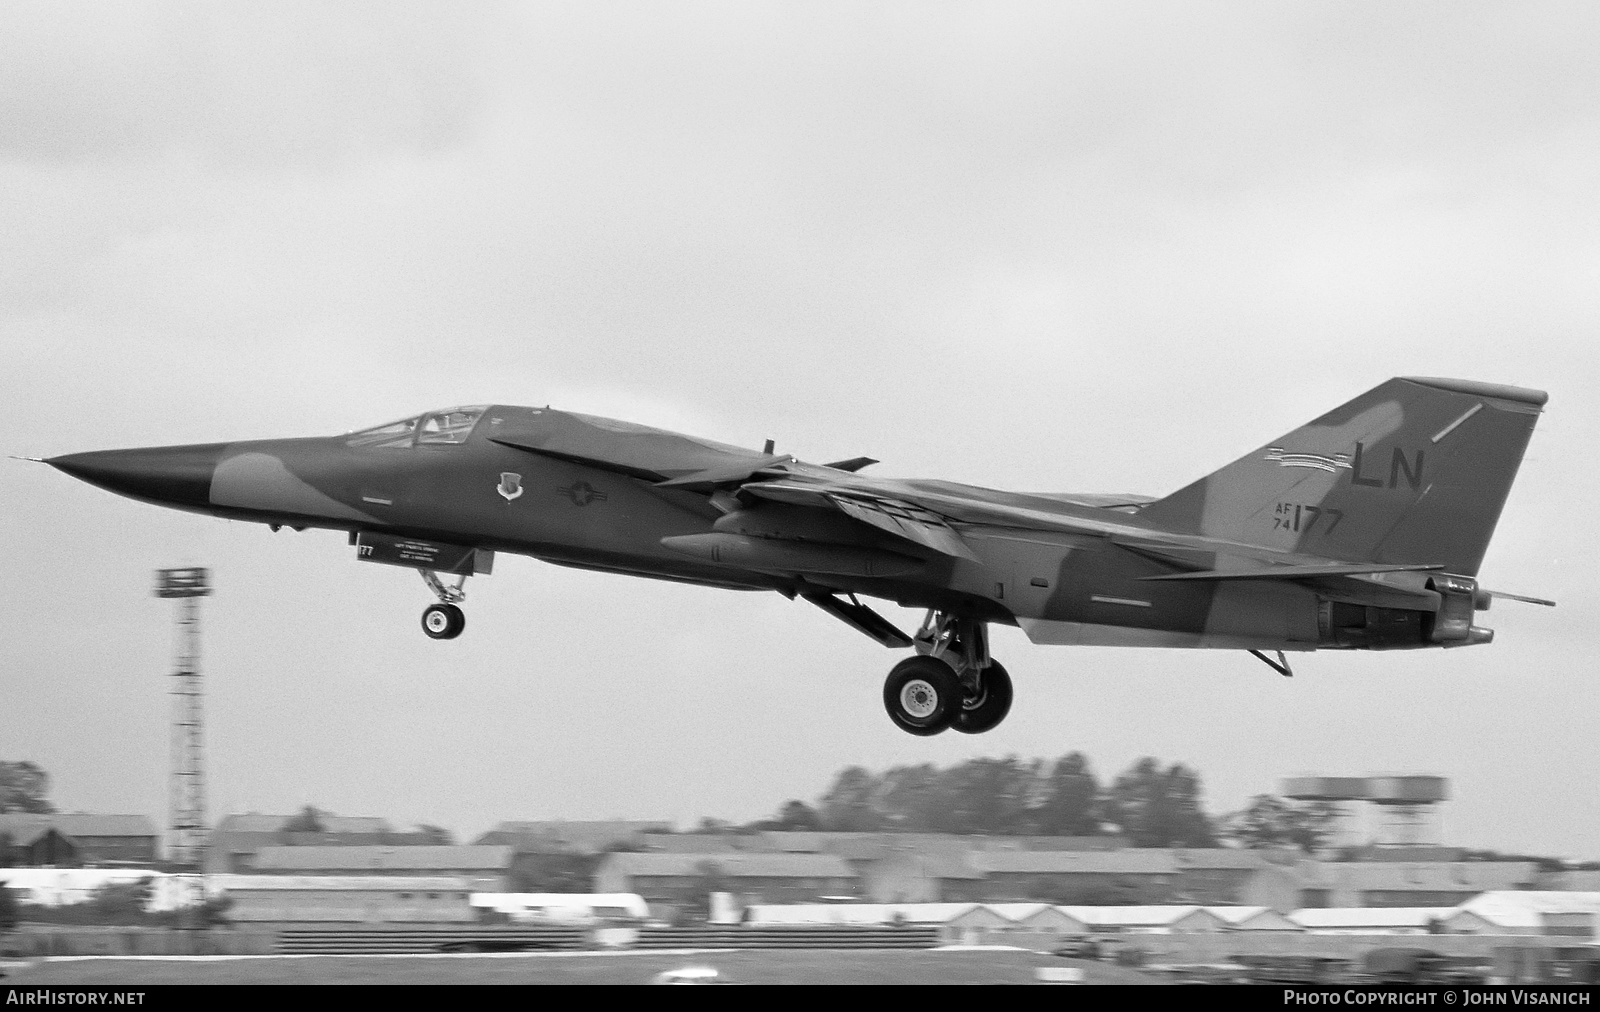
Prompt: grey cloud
<box><xmin>3</xmin><ymin>2</ymin><xmax>1597</xmax><ymax>856</ymax></box>
<box><xmin>0</xmin><ymin>0</ymin><xmax>494</xmax><ymax>167</ymax></box>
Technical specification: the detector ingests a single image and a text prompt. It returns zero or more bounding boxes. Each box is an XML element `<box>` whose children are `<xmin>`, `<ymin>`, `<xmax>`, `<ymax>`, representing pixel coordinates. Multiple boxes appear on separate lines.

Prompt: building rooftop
<box><xmin>1455</xmin><ymin>891</ymin><xmax>1600</xmax><ymax>930</ymax></box>
<box><xmin>215</xmin><ymin>814</ymin><xmax>393</xmax><ymax>834</ymax></box>
<box><xmin>1298</xmin><ymin>861</ymin><xmax>1539</xmax><ymax>891</ymax></box>
<box><xmin>1056</xmin><ymin>905</ymin><xmax>1220</xmax><ymax>927</ymax></box>
<box><xmin>475</xmin><ymin>820</ymin><xmax>672</xmax><ymax>854</ymax></box>
<box><xmin>742</xmin><ymin>902</ymin><xmax>977</xmax><ymax>925</ymax></box>
<box><xmin>217</xmin><ymin>875</ymin><xmax>473</xmax><ymax>891</ymax></box>
<box><xmin>1290</xmin><ymin>907</ymin><xmax>1459</xmax><ymax>929</ymax></box>
<box><xmin>0</xmin><ymin>814</ymin><xmax>157</xmax><ymax>839</ymax></box>
<box><xmin>251</xmin><ymin>845</ymin><xmax>512</xmax><ymax>871</ymax></box>
<box><xmin>971</xmin><ymin>850</ymin><xmax>1179</xmax><ymax>875</ymax></box>
<box><xmin>598</xmin><ymin>851</ymin><xmax>855</xmax><ymax>879</ymax></box>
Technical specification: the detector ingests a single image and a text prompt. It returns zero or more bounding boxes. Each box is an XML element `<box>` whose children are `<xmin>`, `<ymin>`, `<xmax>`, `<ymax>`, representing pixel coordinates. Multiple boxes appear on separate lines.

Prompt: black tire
<box><xmin>951</xmin><ymin>660</ymin><xmax>1013</xmax><ymax>734</ymax></box>
<box><xmin>883</xmin><ymin>655</ymin><xmax>961</xmax><ymax>736</ymax></box>
<box><xmin>422</xmin><ymin>603</ymin><xmax>465</xmax><ymax>640</ymax></box>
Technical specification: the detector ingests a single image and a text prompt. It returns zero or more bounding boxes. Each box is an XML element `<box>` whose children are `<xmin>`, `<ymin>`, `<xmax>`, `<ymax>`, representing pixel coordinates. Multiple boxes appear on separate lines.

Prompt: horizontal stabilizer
<box><xmin>1141</xmin><ymin>562</ymin><xmax>1444</xmax><ymax>582</ymax></box>
<box><xmin>1484</xmin><ymin>589</ymin><xmax>1557</xmax><ymax>607</ymax></box>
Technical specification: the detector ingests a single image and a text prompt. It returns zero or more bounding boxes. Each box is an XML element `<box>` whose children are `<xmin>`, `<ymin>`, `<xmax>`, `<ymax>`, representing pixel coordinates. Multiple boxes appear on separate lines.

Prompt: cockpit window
<box><xmin>346</xmin><ymin>406</ymin><xmax>487</xmax><ymax>448</ymax></box>
<box><xmin>346</xmin><ymin>416</ymin><xmax>419</xmax><ymax>449</ymax></box>
<box><xmin>416</xmin><ymin>406</ymin><xmax>487</xmax><ymax>445</ymax></box>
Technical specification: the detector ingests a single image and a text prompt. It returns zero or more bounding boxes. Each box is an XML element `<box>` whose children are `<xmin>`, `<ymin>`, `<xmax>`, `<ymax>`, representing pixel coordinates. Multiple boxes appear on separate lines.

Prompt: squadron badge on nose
<box><xmin>497</xmin><ymin>472</ymin><xmax>524</xmax><ymax>502</ymax></box>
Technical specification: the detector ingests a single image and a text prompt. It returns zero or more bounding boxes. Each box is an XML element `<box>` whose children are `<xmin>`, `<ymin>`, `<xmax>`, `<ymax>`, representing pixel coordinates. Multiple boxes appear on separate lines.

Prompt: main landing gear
<box><xmin>883</xmin><ymin>610</ymin><xmax>1012</xmax><ymax>736</ymax></box>
<box><xmin>419</xmin><ymin>569</ymin><xmax>467</xmax><ymax>640</ymax></box>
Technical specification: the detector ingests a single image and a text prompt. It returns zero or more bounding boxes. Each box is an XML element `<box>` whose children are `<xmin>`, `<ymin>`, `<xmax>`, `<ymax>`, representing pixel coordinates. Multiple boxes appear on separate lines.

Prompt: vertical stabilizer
<box><xmin>1135</xmin><ymin>377</ymin><xmax>1546</xmax><ymax>575</ymax></box>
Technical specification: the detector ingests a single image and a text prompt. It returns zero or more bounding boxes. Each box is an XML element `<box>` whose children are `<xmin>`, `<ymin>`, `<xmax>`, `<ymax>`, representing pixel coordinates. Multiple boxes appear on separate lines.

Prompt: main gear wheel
<box><xmin>883</xmin><ymin>655</ymin><xmax>962</xmax><ymax>736</ymax></box>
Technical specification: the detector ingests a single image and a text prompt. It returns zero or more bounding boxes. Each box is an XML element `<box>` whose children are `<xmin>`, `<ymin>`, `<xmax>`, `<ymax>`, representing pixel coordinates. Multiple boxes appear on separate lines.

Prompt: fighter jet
<box><xmin>44</xmin><ymin>376</ymin><xmax>1552</xmax><ymax>736</ymax></box>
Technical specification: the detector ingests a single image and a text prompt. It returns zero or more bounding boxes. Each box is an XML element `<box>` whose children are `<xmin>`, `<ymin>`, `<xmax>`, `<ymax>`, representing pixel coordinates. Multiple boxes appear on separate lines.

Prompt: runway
<box><xmin>3</xmin><ymin>947</ymin><xmax>1156</xmax><ymax>986</ymax></box>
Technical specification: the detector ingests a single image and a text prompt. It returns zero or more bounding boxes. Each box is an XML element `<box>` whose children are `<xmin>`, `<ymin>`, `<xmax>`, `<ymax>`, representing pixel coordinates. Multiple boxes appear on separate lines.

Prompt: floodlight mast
<box><xmin>155</xmin><ymin>567</ymin><xmax>210</xmax><ymax>871</ymax></box>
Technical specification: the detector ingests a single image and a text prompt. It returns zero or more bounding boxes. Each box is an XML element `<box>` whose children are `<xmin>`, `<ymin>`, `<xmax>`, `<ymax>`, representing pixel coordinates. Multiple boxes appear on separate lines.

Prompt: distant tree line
<box><xmin>280</xmin><ymin>805</ymin><xmax>454</xmax><ymax>845</ymax></box>
<box><xmin>0</xmin><ymin>761</ymin><xmax>55</xmax><ymax>814</ymax></box>
<box><xmin>676</xmin><ymin>754</ymin><xmax>1353</xmax><ymax>853</ymax></box>
<box><xmin>807</xmin><ymin>754</ymin><xmax>1219</xmax><ymax>847</ymax></box>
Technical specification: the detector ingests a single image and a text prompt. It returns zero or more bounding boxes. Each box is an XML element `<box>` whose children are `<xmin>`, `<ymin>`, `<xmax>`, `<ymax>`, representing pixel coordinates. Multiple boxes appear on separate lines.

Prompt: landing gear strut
<box><xmin>882</xmin><ymin>610</ymin><xmax>1013</xmax><ymax>736</ymax></box>
<box><xmin>419</xmin><ymin>569</ymin><xmax>467</xmax><ymax>640</ymax></box>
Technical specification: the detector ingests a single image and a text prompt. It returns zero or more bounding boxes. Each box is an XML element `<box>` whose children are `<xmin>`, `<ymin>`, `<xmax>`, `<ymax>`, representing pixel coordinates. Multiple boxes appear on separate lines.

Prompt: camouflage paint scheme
<box><xmin>48</xmin><ymin>376</ymin><xmax>1546</xmax><ymax>664</ymax></box>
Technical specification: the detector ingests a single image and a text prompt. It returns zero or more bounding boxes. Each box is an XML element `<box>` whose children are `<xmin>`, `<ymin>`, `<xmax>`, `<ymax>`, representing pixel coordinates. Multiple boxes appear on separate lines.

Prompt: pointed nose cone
<box><xmin>48</xmin><ymin>444</ymin><xmax>227</xmax><ymax>510</ymax></box>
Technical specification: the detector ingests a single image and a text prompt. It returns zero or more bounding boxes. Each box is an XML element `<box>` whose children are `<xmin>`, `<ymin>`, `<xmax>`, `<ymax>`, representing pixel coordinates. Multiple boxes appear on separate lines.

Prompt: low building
<box><xmin>1169</xmin><ymin>849</ymin><xmax>1299</xmax><ymax>908</ymax></box>
<box><xmin>1295</xmin><ymin>860</ymin><xmax>1540</xmax><ymax>908</ymax></box>
<box><xmin>1018</xmin><ymin>904</ymin><xmax>1094</xmax><ymax>935</ymax></box>
<box><xmin>219</xmin><ymin>875</ymin><xmax>475</xmax><ymax>923</ymax></box>
<box><xmin>636</xmin><ymin>833</ymin><xmax>758</xmax><ymax>854</ymax></box>
<box><xmin>470</xmin><ymin>892</ymin><xmax>649</xmax><ymax>923</ymax></box>
<box><xmin>739</xmin><ymin>900</ymin><xmax>998</xmax><ymax>941</ymax></box>
<box><xmin>1207</xmin><ymin>906</ymin><xmax>1302</xmax><ymax>931</ymax></box>
<box><xmin>1290</xmin><ymin>907</ymin><xmax>1464</xmax><ymax>934</ymax></box>
<box><xmin>807</xmin><ymin>834</ymin><xmax>983</xmax><ymax>903</ymax></box>
<box><xmin>475</xmin><ymin>821</ymin><xmax>671</xmax><ymax>854</ymax></box>
<box><xmin>250</xmin><ymin>845</ymin><xmax>513</xmax><ymax>891</ymax></box>
<box><xmin>0</xmin><ymin>867</ymin><xmax>162</xmax><ymax>907</ymax></box>
<box><xmin>740</xmin><ymin>901</ymin><xmax>977</xmax><ymax>926</ymax></box>
<box><xmin>592</xmin><ymin>852</ymin><xmax>857</xmax><ymax>908</ymax></box>
<box><xmin>0</xmin><ymin>814</ymin><xmax>158</xmax><ymax>866</ymax></box>
<box><xmin>205</xmin><ymin>813</ymin><xmax>395</xmax><ymax>874</ymax></box>
<box><xmin>1536</xmin><ymin>870</ymin><xmax>1600</xmax><ymax>892</ymax></box>
<box><xmin>854</xmin><ymin>849</ymin><xmax>983</xmax><ymax>903</ymax></box>
<box><xmin>1455</xmin><ymin>891</ymin><xmax>1600</xmax><ymax>937</ymax></box>
<box><xmin>946</xmin><ymin>903</ymin><xmax>1021</xmax><ymax>944</ymax></box>
<box><xmin>968</xmin><ymin>849</ymin><xmax>1178</xmax><ymax>904</ymax></box>
<box><xmin>753</xmin><ymin>832</ymin><xmax>1129</xmax><ymax>854</ymax></box>
<box><xmin>1059</xmin><ymin>905</ymin><xmax>1228</xmax><ymax>933</ymax></box>
<box><xmin>0</xmin><ymin>825</ymin><xmax>77</xmax><ymax>866</ymax></box>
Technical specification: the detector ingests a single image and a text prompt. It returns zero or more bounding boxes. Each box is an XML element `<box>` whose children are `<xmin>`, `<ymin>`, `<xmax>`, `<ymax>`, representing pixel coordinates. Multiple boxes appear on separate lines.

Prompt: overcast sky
<box><xmin>2</xmin><ymin>1</ymin><xmax>1596</xmax><ymax>858</ymax></box>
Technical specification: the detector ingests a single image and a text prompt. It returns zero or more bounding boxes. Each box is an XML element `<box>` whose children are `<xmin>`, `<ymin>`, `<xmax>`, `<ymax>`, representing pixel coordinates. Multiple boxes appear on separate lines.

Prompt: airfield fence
<box><xmin>275</xmin><ymin>925</ymin><xmax>586</xmax><ymax>954</ymax></box>
<box><xmin>273</xmin><ymin>924</ymin><xmax>943</xmax><ymax>953</ymax></box>
<box><xmin>6</xmin><ymin>926</ymin><xmax>275</xmax><ymax>957</ymax></box>
<box><xmin>629</xmin><ymin>925</ymin><xmax>941</xmax><ymax>949</ymax></box>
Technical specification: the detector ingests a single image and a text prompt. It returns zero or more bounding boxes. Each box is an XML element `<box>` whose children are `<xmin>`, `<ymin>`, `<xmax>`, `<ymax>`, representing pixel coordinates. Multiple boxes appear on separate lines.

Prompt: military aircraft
<box><xmin>42</xmin><ymin>376</ymin><xmax>1552</xmax><ymax>736</ymax></box>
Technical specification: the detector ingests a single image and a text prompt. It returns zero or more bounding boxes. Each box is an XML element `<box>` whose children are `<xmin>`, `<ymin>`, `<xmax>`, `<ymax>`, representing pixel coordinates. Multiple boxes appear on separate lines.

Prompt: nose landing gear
<box><xmin>882</xmin><ymin>610</ymin><xmax>1012</xmax><ymax>736</ymax></box>
<box><xmin>422</xmin><ymin>602</ymin><xmax>465</xmax><ymax>639</ymax></box>
<box><xmin>419</xmin><ymin>569</ymin><xmax>468</xmax><ymax>640</ymax></box>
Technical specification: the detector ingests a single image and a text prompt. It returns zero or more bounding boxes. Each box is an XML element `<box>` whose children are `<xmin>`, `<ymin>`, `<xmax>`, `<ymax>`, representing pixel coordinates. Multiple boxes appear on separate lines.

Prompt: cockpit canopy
<box><xmin>346</xmin><ymin>406</ymin><xmax>488</xmax><ymax>448</ymax></box>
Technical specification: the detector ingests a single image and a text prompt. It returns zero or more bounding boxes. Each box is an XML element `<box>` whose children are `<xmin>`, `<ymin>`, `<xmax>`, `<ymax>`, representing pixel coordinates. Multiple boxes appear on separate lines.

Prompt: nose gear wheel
<box><xmin>419</xmin><ymin>569</ymin><xmax>468</xmax><ymax>639</ymax></box>
<box><xmin>421</xmin><ymin>602</ymin><xmax>465</xmax><ymax>640</ymax></box>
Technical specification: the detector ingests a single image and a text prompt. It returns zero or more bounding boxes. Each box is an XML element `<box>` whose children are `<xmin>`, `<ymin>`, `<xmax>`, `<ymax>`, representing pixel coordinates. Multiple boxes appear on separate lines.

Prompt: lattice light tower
<box><xmin>155</xmin><ymin>567</ymin><xmax>210</xmax><ymax>869</ymax></box>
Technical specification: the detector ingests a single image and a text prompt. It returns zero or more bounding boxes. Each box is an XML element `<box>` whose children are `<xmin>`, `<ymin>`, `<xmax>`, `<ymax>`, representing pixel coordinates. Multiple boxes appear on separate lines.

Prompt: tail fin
<box><xmin>1136</xmin><ymin>377</ymin><xmax>1546</xmax><ymax>575</ymax></box>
